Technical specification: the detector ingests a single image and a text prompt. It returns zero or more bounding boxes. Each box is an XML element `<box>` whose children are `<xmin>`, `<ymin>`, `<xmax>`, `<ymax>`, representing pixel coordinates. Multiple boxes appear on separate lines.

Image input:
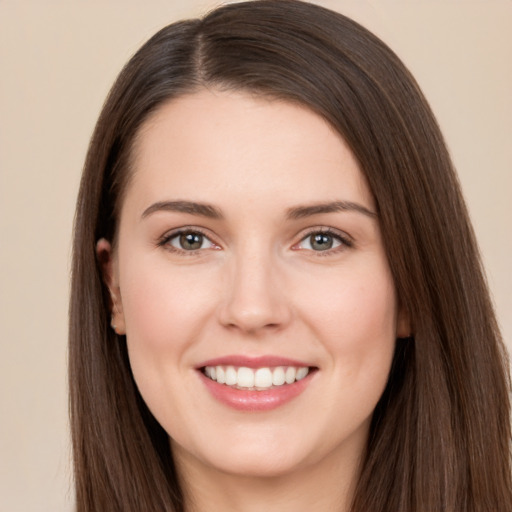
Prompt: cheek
<box><xmin>296</xmin><ymin>260</ymin><xmax>397</xmax><ymax>396</ymax></box>
<box><xmin>117</xmin><ymin>258</ymin><xmax>224</xmax><ymax>438</ymax></box>
<box><xmin>120</xmin><ymin>257</ymin><xmax>216</xmax><ymax>346</ymax></box>
<box><xmin>118</xmin><ymin>256</ymin><xmax>219</xmax><ymax>394</ymax></box>
<box><xmin>300</xmin><ymin>263</ymin><xmax>397</xmax><ymax>344</ymax></box>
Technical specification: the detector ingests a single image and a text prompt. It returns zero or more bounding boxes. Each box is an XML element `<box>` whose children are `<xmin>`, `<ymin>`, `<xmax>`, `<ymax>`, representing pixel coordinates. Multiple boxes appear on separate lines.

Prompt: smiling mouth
<box><xmin>202</xmin><ymin>365</ymin><xmax>314</xmax><ymax>391</ymax></box>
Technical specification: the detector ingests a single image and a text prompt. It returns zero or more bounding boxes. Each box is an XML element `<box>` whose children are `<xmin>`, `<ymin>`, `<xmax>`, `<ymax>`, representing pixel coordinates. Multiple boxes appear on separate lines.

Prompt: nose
<box><xmin>217</xmin><ymin>249</ymin><xmax>292</xmax><ymax>335</ymax></box>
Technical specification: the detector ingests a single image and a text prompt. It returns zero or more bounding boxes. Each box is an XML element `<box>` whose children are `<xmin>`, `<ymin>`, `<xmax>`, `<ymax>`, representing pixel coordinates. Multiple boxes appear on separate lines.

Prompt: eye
<box><xmin>160</xmin><ymin>229</ymin><xmax>217</xmax><ymax>252</ymax></box>
<box><xmin>294</xmin><ymin>229</ymin><xmax>352</xmax><ymax>252</ymax></box>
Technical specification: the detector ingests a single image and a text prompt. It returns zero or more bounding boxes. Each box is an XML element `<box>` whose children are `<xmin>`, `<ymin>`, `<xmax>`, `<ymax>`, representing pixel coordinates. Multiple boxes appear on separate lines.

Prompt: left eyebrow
<box><xmin>286</xmin><ymin>200</ymin><xmax>377</xmax><ymax>220</ymax></box>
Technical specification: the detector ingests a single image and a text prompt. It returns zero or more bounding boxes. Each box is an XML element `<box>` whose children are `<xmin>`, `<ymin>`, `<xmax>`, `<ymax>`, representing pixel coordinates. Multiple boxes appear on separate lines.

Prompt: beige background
<box><xmin>0</xmin><ymin>1</ymin><xmax>510</xmax><ymax>511</ymax></box>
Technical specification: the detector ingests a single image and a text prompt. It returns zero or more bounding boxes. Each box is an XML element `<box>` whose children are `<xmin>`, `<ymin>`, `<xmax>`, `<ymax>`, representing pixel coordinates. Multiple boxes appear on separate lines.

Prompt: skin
<box><xmin>98</xmin><ymin>89</ymin><xmax>409</xmax><ymax>512</ymax></box>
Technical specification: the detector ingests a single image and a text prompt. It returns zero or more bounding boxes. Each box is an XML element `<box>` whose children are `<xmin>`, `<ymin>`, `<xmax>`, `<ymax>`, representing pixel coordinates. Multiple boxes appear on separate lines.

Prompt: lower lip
<box><xmin>199</xmin><ymin>370</ymin><xmax>314</xmax><ymax>411</ymax></box>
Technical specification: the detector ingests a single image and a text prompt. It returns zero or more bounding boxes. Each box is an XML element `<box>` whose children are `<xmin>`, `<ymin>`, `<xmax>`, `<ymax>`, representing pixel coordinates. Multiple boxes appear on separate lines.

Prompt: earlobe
<box><xmin>96</xmin><ymin>238</ymin><xmax>126</xmax><ymax>335</ymax></box>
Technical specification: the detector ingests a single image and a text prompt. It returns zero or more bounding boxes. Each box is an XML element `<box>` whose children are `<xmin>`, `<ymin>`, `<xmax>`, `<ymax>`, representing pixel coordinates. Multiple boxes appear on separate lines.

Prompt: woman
<box><xmin>69</xmin><ymin>1</ymin><xmax>512</xmax><ymax>510</ymax></box>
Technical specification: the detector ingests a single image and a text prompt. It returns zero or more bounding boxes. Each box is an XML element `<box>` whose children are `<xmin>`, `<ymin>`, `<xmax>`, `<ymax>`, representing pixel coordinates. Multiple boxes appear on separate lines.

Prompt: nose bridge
<box><xmin>218</xmin><ymin>239</ymin><xmax>290</xmax><ymax>333</ymax></box>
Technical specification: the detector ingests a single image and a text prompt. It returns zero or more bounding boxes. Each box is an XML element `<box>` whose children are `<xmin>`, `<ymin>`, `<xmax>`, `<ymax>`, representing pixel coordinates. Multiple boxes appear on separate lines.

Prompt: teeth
<box><xmin>285</xmin><ymin>366</ymin><xmax>296</xmax><ymax>384</ymax></box>
<box><xmin>254</xmin><ymin>368</ymin><xmax>272</xmax><ymax>388</ymax></box>
<box><xmin>216</xmin><ymin>366</ymin><xmax>226</xmax><ymax>384</ymax></box>
<box><xmin>225</xmin><ymin>366</ymin><xmax>237</xmax><ymax>386</ymax></box>
<box><xmin>296</xmin><ymin>367</ymin><xmax>309</xmax><ymax>381</ymax></box>
<box><xmin>272</xmin><ymin>367</ymin><xmax>286</xmax><ymax>386</ymax></box>
<box><xmin>237</xmin><ymin>367</ymin><xmax>255</xmax><ymax>388</ymax></box>
<box><xmin>203</xmin><ymin>365</ymin><xmax>310</xmax><ymax>390</ymax></box>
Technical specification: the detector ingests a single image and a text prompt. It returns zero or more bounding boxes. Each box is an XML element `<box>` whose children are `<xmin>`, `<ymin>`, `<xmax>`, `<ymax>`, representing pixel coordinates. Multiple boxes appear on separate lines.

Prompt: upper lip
<box><xmin>197</xmin><ymin>355</ymin><xmax>313</xmax><ymax>369</ymax></box>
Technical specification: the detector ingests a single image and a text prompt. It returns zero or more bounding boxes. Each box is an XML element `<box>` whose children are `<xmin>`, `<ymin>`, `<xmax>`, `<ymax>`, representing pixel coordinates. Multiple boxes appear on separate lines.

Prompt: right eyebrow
<box><xmin>141</xmin><ymin>200</ymin><xmax>224</xmax><ymax>220</ymax></box>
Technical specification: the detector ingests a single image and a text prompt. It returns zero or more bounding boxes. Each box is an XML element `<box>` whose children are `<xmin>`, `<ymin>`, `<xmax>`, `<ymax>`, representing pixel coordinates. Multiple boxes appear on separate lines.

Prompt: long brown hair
<box><xmin>69</xmin><ymin>1</ymin><xmax>512</xmax><ymax>510</ymax></box>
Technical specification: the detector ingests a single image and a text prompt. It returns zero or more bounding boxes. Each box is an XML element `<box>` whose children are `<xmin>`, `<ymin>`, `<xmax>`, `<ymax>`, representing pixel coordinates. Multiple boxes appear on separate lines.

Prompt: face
<box><xmin>99</xmin><ymin>89</ymin><xmax>408</xmax><ymax>481</ymax></box>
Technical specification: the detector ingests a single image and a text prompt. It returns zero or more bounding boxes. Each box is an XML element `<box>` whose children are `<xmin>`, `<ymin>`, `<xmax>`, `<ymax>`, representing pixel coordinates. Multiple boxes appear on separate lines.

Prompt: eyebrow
<box><xmin>286</xmin><ymin>200</ymin><xmax>377</xmax><ymax>220</ymax></box>
<box><xmin>141</xmin><ymin>199</ymin><xmax>377</xmax><ymax>221</ymax></box>
<box><xmin>141</xmin><ymin>200</ymin><xmax>223</xmax><ymax>220</ymax></box>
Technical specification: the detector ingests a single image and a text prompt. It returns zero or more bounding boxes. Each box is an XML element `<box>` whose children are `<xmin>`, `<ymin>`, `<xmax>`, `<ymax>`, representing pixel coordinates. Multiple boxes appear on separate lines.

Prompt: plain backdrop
<box><xmin>0</xmin><ymin>1</ymin><xmax>511</xmax><ymax>511</ymax></box>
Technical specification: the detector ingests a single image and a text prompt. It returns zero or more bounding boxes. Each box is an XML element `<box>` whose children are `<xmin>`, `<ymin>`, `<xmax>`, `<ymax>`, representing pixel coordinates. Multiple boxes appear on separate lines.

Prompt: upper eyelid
<box><xmin>296</xmin><ymin>226</ymin><xmax>353</xmax><ymax>243</ymax></box>
<box><xmin>158</xmin><ymin>226</ymin><xmax>217</xmax><ymax>246</ymax></box>
<box><xmin>291</xmin><ymin>228</ymin><xmax>354</xmax><ymax>255</ymax></box>
<box><xmin>156</xmin><ymin>225</ymin><xmax>353</xmax><ymax>248</ymax></box>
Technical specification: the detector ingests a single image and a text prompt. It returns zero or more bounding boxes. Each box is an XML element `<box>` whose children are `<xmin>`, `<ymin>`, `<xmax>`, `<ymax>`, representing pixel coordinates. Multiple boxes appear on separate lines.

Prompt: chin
<box><xmin>172</xmin><ymin>433</ymin><xmax>312</xmax><ymax>479</ymax></box>
<box><xmin>208</xmin><ymin>453</ymin><xmax>306</xmax><ymax>479</ymax></box>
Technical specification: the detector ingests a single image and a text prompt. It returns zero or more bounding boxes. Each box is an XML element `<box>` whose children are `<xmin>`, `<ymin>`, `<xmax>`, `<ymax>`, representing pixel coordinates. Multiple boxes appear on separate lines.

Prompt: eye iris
<box><xmin>180</xmin><ymin>232</ymin><xmax>203</xmax><ymax>250</ymax></box>
<box><xmin>310</xmin><ymin>233</ymin><xmax>333</xmax><ymax>251</ymax></box>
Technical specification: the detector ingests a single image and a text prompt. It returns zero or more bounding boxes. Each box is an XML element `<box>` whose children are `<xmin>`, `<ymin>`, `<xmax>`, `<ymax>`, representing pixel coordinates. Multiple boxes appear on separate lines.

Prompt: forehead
<box><xmin>125</xmin><ymin>88</ymin><xmax>374</xmax><ymax>214</ymax></box>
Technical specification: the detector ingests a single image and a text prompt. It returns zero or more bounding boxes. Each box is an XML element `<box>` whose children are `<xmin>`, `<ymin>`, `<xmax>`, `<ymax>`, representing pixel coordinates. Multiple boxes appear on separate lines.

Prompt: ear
<box><xmin>396</xmin><ymin>307</ymin><xmax>411</xmax><ymax>339</ymax></box>
<box><xmin>96</xmin><ymin>238</ymin><xmax>126</xmax><ymax>335</ymax></box>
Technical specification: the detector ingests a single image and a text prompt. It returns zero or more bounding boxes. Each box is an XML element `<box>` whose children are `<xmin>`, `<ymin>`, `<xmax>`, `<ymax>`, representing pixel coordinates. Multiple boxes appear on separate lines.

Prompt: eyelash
<box><xmin>157</xmin><ymin>227</ymin><xmax>353</xmax><ymax>255</ymax></box>
<box><xmin>293</xmin><ymin>227</ymin><xmax>353</xmax><ymax>255</ymax></box>
<box><xmin>157</xmin><ymin>227</ymin><xmax>218</xmax><ymax>255</ymax></box>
